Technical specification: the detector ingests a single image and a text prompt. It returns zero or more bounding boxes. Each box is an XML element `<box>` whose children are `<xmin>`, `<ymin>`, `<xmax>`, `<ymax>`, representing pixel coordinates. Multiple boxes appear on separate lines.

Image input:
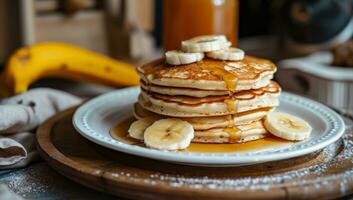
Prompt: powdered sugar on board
<box><xmin>0</xmin><ymin>163</ymin><xmax>116</xmax><ymax>199</ymax></box>
<box><xmin>108</xmin><ymin>117</ymin><xmax>353</xmax><ymax>194</ymax></box>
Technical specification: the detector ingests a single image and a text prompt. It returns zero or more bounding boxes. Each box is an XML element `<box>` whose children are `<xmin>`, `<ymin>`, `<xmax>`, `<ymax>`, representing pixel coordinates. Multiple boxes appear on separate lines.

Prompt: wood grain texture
<box><xmin>36</xmin><ymin>107</ymin><xmax>353</xmax><ymax>200</ymax></box>
<box><xmin>35</xmin><ymin>11</ymin><xmax>108</xmax><ymax>54</ymax></box>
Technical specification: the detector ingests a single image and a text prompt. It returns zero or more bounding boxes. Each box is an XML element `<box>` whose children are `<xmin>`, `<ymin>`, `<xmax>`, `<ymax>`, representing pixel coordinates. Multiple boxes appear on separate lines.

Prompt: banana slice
<box><xmin>128</xmin><ymin>117</ymin><xmax>157</xmax><ymax>140</ymax></box>
<box><xmin>207</xmin><ymin>47</ymin><xmax>244</xmax><ymax>61</ymax></box>
<box><xmin>181</xmin><ymin>35</ymin><xmax>231</xmax><ymax>53</ymax></box>
<box><xmin>165</xmin><ymin>50</ymin><xmax>204</xmax><ymax>65</ymax></box>
<box><xmin>144</xmin><ymin>118</ymin><xmax>194</xmax><ymax>150</ymax></box>
<box><xmin>264</xmin><ymin>112</ymin><xmax>312</xmax><ymax>141</ymax></box>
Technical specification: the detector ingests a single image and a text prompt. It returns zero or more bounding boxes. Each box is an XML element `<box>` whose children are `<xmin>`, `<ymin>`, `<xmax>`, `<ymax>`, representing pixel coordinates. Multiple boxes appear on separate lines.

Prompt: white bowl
<box><xmin>277</xmin><ymin>51</ymin><xmax>353</xmax><ymax>116</ymax></box>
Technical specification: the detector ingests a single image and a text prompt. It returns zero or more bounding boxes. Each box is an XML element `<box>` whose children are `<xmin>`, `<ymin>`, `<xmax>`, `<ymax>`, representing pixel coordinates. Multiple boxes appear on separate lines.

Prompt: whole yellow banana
<box><xmin>1</xmin><ymin>42</ymin><xmax>140</xmax><ymax>96</ymax></box>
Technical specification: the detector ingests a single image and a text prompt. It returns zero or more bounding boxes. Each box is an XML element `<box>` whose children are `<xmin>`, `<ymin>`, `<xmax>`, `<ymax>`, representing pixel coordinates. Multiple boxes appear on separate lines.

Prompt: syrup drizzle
<box><xmin>199</xmin><ymin>60</ymin><xmax>242</xmax><ymax>142</ymax></box>
<box><xmin>199</xmin><ymin>60</ymin><xmax>238</xmax><ymax>93</ymax></box>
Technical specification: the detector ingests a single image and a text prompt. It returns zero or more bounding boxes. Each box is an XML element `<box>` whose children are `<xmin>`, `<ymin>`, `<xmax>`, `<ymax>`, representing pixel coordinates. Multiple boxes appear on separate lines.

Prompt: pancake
<box><xmin>139</xmin><ymin>81</ymin><xmax>281</xmax><ymax>117</ymax></box>
<box><xmin>193</xmin><ymin>134</ymin><xmax>267</xmax><ymax>144</ymax></box>
<box><xmin>193</xmin><ymin>121</ymin><xmax>268</xmax><ymax>143</ymax></box>
<box><xmin>141</xmin><ymin>80</ymin><xmax>229</xmax><ymax>97</ymax></box>
<box><xmin>133</xmin><ymin>103</ymin><xmax>273</xmax><ymax>130</ymax></box>
<box><xmin>137</xmin><ymin>56</ymin><xmax>276</xmax><ymax>92</ymax></box>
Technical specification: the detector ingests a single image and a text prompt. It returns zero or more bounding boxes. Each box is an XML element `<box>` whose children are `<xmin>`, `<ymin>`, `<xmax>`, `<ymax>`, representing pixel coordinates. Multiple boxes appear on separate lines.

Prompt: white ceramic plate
<box><xmin>73</xmin><ymin>87</ymin><xmax>345</xmax><ymax>167</ymax></box>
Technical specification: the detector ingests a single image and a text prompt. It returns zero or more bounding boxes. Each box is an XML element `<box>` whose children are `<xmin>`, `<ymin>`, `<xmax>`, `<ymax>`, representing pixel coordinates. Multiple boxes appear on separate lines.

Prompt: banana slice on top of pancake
<box><xmin>182</xmin><ymin>35</ymin><xmax>231</xmax><ymax>53</ymax></box>
<box><xmin>264</xmin><ymin>112</ymin><xmax>312</xmax><ymax>141</ymax></box>
<box><xmin>165</xmin><ymin>50</ymin><xmax>204</xmax><ymax>65</ymax></box>
<box><xmin>144</xmin><ymin>118</ymin><xmax>194</xmax><ymax>150</ymax></box>
<box><xmin>207</xmin><ymin>47</ymin><xmax>245</xmax><ymax>61</ymax></box>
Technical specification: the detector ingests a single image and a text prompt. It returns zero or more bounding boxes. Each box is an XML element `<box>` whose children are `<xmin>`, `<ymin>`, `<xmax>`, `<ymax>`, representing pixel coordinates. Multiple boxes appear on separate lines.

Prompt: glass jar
<box><xmin>163</xmin><ymin>0</ymin><xmax>238</xmax><ymax>51</ymax></box>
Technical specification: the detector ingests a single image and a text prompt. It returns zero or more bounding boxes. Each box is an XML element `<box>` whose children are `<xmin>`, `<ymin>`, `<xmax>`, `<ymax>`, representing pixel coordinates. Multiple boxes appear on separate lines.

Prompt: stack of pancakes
<box><xmin>134</xmin><ymin>56</ymin><xmax>281</xmax><ymax>143</ymax></box>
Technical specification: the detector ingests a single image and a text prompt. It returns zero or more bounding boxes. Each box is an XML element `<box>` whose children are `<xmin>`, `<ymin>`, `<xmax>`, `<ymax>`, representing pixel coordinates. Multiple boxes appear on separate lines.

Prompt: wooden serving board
<box><xmin>36</xmin><ymin>107</ymin><xmax>353</xmax><ymax>200</ymax></box>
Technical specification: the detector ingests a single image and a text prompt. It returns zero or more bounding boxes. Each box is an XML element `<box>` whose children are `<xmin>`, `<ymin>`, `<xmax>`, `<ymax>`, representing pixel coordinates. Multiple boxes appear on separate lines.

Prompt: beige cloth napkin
<box><xmin>0</xmin><ymin>88</ymin><xmax>81</xmax><ymax>169</ymax></box>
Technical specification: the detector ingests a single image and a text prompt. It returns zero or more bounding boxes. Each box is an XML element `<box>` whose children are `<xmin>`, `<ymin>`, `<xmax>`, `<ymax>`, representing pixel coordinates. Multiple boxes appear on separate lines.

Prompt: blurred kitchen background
<box><xmin>1</xmin><ymin>0</ymin><xmax>353</xmax><ymax>115</ymax></box>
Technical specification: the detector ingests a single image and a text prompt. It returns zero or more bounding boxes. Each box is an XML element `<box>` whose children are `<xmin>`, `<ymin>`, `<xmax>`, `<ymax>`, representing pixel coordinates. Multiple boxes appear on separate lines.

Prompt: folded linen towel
<box><xmin>0</xmin><ymin>88</ymin><xmax>81</xmax><ymax>169</ymax></box>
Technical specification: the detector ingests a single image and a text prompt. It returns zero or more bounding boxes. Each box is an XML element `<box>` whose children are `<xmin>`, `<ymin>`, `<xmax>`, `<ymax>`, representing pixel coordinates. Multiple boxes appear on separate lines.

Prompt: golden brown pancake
<box><xmin>140</xmin><ymin>80</ymin><xmax>229</xmax><ymax>97</ymax></box>
<box><xmin>137</xmin><ymin>56</ymin><xmax>276</xmax><ymax>92</ymax></box>
<box><xmin>193</xmin><ymin>121</ymin><xmax>268</xmax><ymax>143</ymax></box>
<box><xmin>133</xmin><ymin>103</ymin><xmax>273</xmax><ymax>130</ymax></box>
<box><xmin>139</xmin><ymin>81</ymin><xmax>281</xmax><ymax>117</ymax></box>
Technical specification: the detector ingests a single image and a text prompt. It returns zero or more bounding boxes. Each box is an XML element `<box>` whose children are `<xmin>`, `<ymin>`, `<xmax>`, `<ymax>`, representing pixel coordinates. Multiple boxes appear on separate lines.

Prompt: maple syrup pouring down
<box><xmin>110</xmin><ymin>117</ymin><xmax>293</xmax><ymax>153</ymax></box>
<box><xmin>199</xmin><ymin>59</ymin><xmax>241</xmax><ymax>142</ymax></box>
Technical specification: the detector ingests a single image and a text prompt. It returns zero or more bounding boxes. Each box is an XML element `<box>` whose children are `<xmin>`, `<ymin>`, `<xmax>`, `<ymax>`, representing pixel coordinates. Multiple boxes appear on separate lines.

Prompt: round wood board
<box><xmin>36</xmin><ymin>107</ymin><xmax>353</xmax><ymax>200</ymax></box>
